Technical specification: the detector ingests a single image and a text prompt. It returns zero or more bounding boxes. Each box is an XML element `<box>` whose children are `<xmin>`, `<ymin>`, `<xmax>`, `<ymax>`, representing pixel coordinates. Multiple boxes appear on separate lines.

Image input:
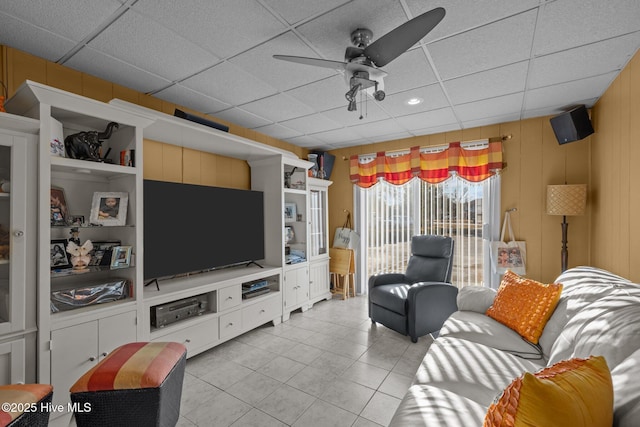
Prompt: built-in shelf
<box><xmin>51</xmin><ymin>264</ymin><xmax>134</xmax><ymax>278</ymax></box>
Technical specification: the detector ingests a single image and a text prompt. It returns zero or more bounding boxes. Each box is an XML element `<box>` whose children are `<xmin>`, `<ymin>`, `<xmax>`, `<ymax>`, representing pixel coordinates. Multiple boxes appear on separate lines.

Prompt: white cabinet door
<box><xmin>284</xmin><ymin>266</ymin><xmax>309</xmax><ymax>310</ymax></box>
<box><xmin>98</xmin><ymin>311</ymin><xmax>137</xmax><ymax>360</ymax></box>
<box><xmin>0</xmin><ymin>338</ymin><xmax>25</xmax><ymax>384</ymax></box>
<box><xmin>50</xmin><ymin>311</ymin><xmax>137</xmax><ymax>412</ymax></box>
<box><xmin>309</xmin><ymin>260</ymin><xmax>330</xmax><ymax>300</ymax></box>
<box><xmin>51</xmin><ymin>322</ymin><xmax>99</xmax><ymax>409</ymax></box>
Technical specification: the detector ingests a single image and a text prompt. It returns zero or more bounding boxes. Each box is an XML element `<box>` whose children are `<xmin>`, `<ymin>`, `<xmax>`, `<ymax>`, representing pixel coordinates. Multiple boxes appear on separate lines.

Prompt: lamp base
<box><xmin>561</xmin><ymin>216</ymin><xmax>568</xmax><ymax>272</ymax></box>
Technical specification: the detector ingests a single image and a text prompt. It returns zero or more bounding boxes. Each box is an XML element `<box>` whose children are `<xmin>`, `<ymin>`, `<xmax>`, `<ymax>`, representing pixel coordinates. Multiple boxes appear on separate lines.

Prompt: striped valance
<box><xmin>350</xmin><ymin>140</ymin><xmax>503</xmax><ymax>188</ymax></box>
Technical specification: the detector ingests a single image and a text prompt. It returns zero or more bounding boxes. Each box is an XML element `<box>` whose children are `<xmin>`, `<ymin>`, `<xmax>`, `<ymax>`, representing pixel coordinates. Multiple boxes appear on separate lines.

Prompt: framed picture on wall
<box><xmin>90</xmin><ymin>192</ymin><xmax>128</xmax><ymax>226</ymax></box>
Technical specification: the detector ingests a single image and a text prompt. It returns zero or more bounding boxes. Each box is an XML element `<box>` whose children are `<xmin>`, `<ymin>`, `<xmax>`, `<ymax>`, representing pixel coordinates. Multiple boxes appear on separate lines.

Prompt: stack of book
<box><xmin>242</xmin><ymin>280</ymin><xmax>270</xmax><ymax>299</ymax></box>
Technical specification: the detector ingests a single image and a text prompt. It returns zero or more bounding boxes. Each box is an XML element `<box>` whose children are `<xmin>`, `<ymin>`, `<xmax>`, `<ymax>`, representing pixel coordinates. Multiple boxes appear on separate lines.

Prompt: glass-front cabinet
<box><xmin>308</xmin><ymin>178</ymin><xmax>332</xmax><ymax>304</ymax></box>
<box><xmin>0</xmin><ymin>113</ymin><xmax>39</xmax><ymax>384</ymax></box>
<box><xmin>308</xmin><ymin>178</ymin><xmax>331</xmax><ymax>259</ymax></box>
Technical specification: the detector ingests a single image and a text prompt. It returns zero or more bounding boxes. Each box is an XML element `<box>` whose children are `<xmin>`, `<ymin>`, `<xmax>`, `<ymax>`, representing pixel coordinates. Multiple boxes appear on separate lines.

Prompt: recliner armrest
<box><xmin>369</xmin><ymin>273</ymin><xmax>408</xmax><ymax>290</ymax></box>
<box><xmin>407</xmin><ymin>282</ymin><xmax>459</xmax><ymax>338</ymax></box>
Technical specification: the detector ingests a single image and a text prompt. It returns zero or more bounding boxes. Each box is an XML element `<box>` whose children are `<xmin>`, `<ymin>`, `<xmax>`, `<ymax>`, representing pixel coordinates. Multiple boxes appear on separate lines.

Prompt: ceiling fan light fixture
<box><xmin>406</xmin><ymin>97</ymin><xmax>423</xmax><ymax>106</ymax></box>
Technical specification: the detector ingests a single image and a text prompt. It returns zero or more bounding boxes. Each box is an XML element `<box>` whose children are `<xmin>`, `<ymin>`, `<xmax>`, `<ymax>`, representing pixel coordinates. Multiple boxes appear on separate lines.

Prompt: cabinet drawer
<box><xmin>242</xmin><ymin>296</ymin><xmax>281</xmax><ymax>330</ymax></box>
<box><xmin>219</xmin><ymin>285</ymin><xmax>242</xmax><ymax>311</ymax></box>
<box><xmin>152</xmin><ymin>317</ymin><xmax>219</xmax><ymax>356</ymax></box>
<box><xmin>219</xmin><ymin>310</ymin><xmax>242</xmax><ymax>340</ymax></box>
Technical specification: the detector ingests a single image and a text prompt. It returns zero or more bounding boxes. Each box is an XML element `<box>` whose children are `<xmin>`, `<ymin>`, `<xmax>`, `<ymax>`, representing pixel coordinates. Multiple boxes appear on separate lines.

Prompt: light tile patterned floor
<box><xmin>178</xmin><ymin>295</ymin><xmax>433</xmax><ymax>426</ymax></box>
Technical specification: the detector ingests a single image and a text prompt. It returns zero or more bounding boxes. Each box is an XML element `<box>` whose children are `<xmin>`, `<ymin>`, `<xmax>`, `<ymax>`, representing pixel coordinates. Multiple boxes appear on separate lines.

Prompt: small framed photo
<box><xmin>89</xmin><ymin>241</ymin><xmax>121</xmax><ymax>266</ymax></box>
<box><xmin>284</xmin><ymin>202</ymin><xmax>297</xmax><ymax>223</ymax></box>
<box><xmin>50</xmin><ymin>117</ymin><xmax>65</xmax><ymax>157</ymax></box>
<box><xmin>50</xmin><ymin>187</ymin><xmax>69</xmax><ymax>226</ymax></box>
<box><xmin>70</xmin><ymin>215</ymin><xmax>85</xmax><ymax>226</ymax></box>
<box><xmin>51</xmin><ymin>239</ymin><xmax>71</xmax><ymax>270</ymax></box>
<box><xmin>90</xmin><ymin>192</ymin><xmax>128</xmax><ymax>226</ymax></box>
<box><xmin>110</xmin><ymin>246</ymin><xmax>132</xmax><ymax>268</ymax></box>
<box><xmin>285</xmin><ymin>226</ymin><xmax>295</xmax><ymax>244</ymax></box>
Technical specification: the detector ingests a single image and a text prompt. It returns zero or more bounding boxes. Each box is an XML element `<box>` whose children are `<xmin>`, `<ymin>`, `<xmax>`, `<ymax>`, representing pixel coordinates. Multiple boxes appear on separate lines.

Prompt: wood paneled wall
<box><xmin>0</xmin><ymin>45</ymin><xmax>306</xmax><ymax>189</ymax></box>
<box><xmin>590</xmin><ymin>52</ymin><xmax>640</xmax><ymax>282</ymax></box>
<box><xmin>327</xmin><ymin>117</ymin><xmax>591</xmax><ymax>284</ymax></box>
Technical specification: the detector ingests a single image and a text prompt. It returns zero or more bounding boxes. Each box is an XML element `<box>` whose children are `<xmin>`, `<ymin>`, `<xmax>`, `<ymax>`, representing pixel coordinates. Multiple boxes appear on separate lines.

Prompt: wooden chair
<box><xmin>330</xmin><ymin>248</ymin><xmax>355</xmax><ymax>300</ymax></box>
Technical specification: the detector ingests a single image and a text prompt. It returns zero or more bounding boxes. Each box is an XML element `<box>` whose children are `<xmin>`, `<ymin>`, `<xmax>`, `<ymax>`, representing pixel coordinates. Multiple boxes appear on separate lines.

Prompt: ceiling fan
<box><xmin>274</xmin><ymin>7</ymin><xmax>445</xmax><ymax>112</ymax></box>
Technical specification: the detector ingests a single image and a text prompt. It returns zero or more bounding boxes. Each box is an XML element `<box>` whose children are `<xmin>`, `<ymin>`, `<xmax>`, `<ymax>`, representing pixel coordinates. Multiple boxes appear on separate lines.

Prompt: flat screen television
<box><xmin>144</xmin><ymin>180</ymin><xmax>265</xmax><ymax>281</ymax></box>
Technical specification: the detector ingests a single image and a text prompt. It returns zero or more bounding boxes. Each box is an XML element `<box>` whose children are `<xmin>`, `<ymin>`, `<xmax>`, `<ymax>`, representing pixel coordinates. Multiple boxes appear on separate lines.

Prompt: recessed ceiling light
<box><xmin>406</xmin><ymin>97</ymin><xmax>423</xmax><ymax>106</ymax></box>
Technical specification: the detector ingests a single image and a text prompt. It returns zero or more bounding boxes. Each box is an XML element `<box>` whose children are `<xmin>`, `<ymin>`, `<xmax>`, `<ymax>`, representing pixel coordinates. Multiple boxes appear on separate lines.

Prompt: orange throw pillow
<box><xmin>486</xmin><ymin>270</ymin><xmax>562</xmax><ymax>343</ymax></box>
<box><xmin>484</xmin><ymin>356</ymin><xmax>613</xmax><ymax>427</ymax></box>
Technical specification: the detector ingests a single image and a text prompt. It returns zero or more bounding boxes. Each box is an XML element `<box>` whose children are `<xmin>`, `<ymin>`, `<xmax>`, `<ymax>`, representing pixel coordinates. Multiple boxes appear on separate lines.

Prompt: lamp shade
<box><xmin>546</xmin><ymin>184</ymin><xmax>587</xmax><ymax>216</ymax></box>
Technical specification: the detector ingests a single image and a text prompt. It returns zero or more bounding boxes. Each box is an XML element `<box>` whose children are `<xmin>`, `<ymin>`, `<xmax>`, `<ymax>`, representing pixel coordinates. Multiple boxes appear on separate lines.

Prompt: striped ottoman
<box><xmin>70</xmin><ymin>342</ymin><xmax>187</xmax><ymax>427</ymax></box>
<box><xmin>0</xmin><ymin>384</ymin><xmax>53</xmax><ymax>427</ymax></box>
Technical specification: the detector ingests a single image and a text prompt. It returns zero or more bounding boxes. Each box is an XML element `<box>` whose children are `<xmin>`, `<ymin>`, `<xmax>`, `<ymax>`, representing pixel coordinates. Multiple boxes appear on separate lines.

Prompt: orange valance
<box><xmin>350</xmin><ymin>141</ymin><xmax>503</xmax><ymax>188</ymax></box>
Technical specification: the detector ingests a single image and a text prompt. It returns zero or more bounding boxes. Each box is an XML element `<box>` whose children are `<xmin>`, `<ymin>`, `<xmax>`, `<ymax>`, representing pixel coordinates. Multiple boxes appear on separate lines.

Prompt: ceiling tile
<box><xmin>181</xmin><ymin>62</ymin><xmax>278</xmax><ymax>106</ymax></box>
<box><xmin>454</xmin><ymin>92</ymin><xmax>524</xmax><ymax>122</ymax></box>
<box><xmin>463</xmin><ymin>113</ymin><xmax>521</xmax><ymax>129</ymax></box>
<box><xmin>0</xmin><ymin>0</ymin><xmax>124</xmax><ymax>43</ymax></box>
<box><xmin>528</xmin><ymin>33</ymin><xmax>640</xmax><ymax>89</ymax></box>
<box><xmin>241</xmin><ymin>93</ymin><xmax>315</xmax><ymax>122</ymax></box>
<box><xmin>65</xmin><ymin>47</ymin><xmax>172</xmax><ymax>94</ymax></box>
<box><xmin>212</xmin><ymin>107</ymin><xmax>272</xmax><ymax>129</ymax></box>
<box><xmin>307</xmin><ymin>126</ymin><xmax>364</xmax><ymax>144</ymax></box>
<box><xmin>229</xmin><ymin>32</ymin><xmax>339</xmax><ymax>92</ymax></box>
<box><xmin>132</xmin><ymin>0</ymin><xmax>287</xmax><ymax>59</ymax></box>
<box><xmin>284</xmin><ymin>134</ymin><xmax>325</xmax><ymax>148</ymax></box>
<box><xmin>534</xmin><ymin>0</ymin><xmax>640</xmax><ymax>56</ymax></box>
<box><xmin>405</xmin><ymin>0</ymin><xmax>540</xmax><ymax>43</ymax></box>
<box><xmin>445</xmin><ymin>61</ymin><xmax>528</xmax><ymax>105</ymax></box>
<box><xmin>87</xmin><ymin>9</ymin><xmax>219</xmax><ymax>81</ymax></box>
<box><xmin>0</xmin><ymin>14</ymin><xmax>74</xmax><ymax>62</ymax></box>
<box><xmin>279</xmin><ymin>113</ymin><xmax>342</xmax><ymax>134</ymax></box>
<box><xmin>410</xmin><ymin>122</ymin><xmax>461</xmax><ymax>136</ymax></box>
<box><xmin>296</xmin><ymin>0</ymin><xmax>408</xmax><ymax>61</ymax></box>
<box><xmin>253</xmin><ymin>123</ymin><xmax>302</xmax><ymax>140</ymax></box>
<box><xmin>285</xmin><ymin>75</ymin><xmax>347</xmax><ymax>112</ymax></box>
<box><xmin>429</xmin><ymin>10</ymin><xmax>537</xmax><ymax>80</ymax></box>
<box><xmin>153</xmin><ymin>84</ymin><xmax>230</xmax><ymax>114</ymax></box>
<box><xmin>323</xmin><ymin>102</ymin><xmax>391</xmax><ymax>126</ymax></box>
<box><xmin>381</xmin><ymin>48</ymin><xmax>438</xmax><ymax>94</ymax></box>
<box><xmin>382</xmin><ymin>84</ymin><xmax>449</xmax><ymax>116</ymax></box>
<box><xmin>395</xmin><ymin>108</ymin><xmax>458</xmax><ymax>131</ymax></box>
<box><xmin>349</xmin><ymin>118</ymin><xmax>409</xmax><ymax>139</ymax></box>
<box><xmin>263</xmin><ymin>0</ymin><xmax>350</xmax><ymax>26</ymax></box>
<box><xmin>524</xmin><ymin>72</ymin><xmax>618</xmax><ymax>111</ymax></box>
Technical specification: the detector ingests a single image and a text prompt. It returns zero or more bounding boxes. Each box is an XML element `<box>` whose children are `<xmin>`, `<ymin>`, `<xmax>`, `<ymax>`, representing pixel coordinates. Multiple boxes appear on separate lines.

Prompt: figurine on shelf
<box><xmin>64</xmin><ymin>121</ymin><xmax>119</xmax><ymax>162</ymax></box>
<box><xmin>66</xmin><ymin>239</ymin><xmax>93</xmax><ymax>271</ymax></box>
<box><xmin>69</xmin><ymin>227</ymin><xmax>81</xmax><ymax>245</ymax></box>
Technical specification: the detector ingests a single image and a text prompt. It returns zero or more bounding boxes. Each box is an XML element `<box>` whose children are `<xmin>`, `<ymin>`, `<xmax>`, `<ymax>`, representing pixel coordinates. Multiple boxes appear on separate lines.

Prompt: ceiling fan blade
<box><xmin>364</xmin><ymin>7</ymin><xmax>445</xmax><ymax>67</ymax></box>
<box><xmin>273</xmin><ymin>55</ymin><xmax>347</xmax><ymax>71</ymax></box>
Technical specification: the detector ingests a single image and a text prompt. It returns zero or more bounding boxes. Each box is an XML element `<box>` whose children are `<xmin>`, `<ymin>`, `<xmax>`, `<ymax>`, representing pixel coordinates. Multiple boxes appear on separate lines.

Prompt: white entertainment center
<box><xmin>3</xmin><ymin>81</ymin><xmax>333</xmax><ymax>425</ymax></box>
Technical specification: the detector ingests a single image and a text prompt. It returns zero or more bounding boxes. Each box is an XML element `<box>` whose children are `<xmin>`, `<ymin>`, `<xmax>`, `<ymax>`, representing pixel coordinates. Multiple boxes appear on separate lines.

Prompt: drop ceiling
<box><xmin>1</xmin><ymin>0</ymin><xmax>639</xmax><ymax>151</ymax></box>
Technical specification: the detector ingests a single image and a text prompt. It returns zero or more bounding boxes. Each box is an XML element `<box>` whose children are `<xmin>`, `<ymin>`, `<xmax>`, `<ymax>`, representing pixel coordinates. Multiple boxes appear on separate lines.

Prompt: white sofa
<box><xmin>390</xmin><ymin>266</ymin><xmax>640</xmax><ymax>426</ymax></box>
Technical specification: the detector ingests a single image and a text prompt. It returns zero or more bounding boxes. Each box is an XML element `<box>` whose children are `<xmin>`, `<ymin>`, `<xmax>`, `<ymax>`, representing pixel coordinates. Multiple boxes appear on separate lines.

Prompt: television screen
<box><xmin>144</xmin><ymin>180</ymin><xmax>265</xmax><ymax>281</ymax></box>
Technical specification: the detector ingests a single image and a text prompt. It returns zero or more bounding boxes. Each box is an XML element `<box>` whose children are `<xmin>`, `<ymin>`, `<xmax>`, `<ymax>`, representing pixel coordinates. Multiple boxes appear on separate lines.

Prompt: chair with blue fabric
<box><xmin>368</xmin><ymin>234</ymin><xmax>458</xmax><ymax>343</ymax></box>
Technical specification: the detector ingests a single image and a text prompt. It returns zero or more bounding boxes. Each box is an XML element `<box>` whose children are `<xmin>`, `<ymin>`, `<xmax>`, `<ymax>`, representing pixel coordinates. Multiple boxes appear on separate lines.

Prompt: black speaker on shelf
<box><xmin>549</xmin><ymin>105</ymin><xmax>594</xmax><ymax>145</ymax></box>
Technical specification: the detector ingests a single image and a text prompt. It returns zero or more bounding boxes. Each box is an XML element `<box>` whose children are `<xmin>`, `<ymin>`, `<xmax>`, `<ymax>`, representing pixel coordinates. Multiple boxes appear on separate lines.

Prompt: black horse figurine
<box><xmin>64</xmin><ymin>122</ymin><xmax>119</xmax><ymax>162</ymax></box>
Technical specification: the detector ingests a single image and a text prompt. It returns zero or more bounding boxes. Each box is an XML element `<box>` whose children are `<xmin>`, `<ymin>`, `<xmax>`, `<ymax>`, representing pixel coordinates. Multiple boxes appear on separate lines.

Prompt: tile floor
<box><xmin>177</xmin><ymin>295</ymin><xmax>433</xmax><ymax>427</ymax></box>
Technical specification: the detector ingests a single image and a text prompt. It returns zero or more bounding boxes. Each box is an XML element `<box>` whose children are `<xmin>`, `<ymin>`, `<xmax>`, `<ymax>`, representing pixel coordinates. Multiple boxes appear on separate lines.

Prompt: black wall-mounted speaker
<box><xmin>549</xmin><ymin>105</ymin><xmax>594</xmax><ymax>145</ymax></box>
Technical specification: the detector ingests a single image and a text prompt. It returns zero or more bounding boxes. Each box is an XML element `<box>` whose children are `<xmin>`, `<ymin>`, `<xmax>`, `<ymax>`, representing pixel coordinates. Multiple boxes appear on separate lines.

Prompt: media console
<box><xmin>142</xmin><ymin>265</ymin><xmax>282</xmax><ymax>357</ymax></box>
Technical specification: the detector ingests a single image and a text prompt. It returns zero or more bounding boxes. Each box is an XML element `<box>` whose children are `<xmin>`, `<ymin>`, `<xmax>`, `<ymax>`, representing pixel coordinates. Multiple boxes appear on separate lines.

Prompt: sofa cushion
<box><xmin>484</xmin><ymin>355</ymin><xmax>613</xmax><ymax>427</ymax></box>
<box><xmin>486</xmin><ymin>270</ymin><xmax>562</xmax><ymax>344</ymax></box>
<box><xmin>611</xmin><ymin>348</ymin><xmax>640</xmax><ymax>427</ymax></box>
<box><xmin>369</xmin><ymin>284</ymin><xmax>409</xmax><ymax>315</ymax></box>
<box><xmin>456</xmin><ymin>286</ymin><xmax>496</xmax><ymax>313</ymax></box>
<box><xmin>390</xmin><ymin>384</ymin><xmax>486</xmax><ymax>427</ymax></box>
<box><xmin>538</xmin><ymin>266</ymin><xmax>631</xmax><ymax>358</ymax></box>
<box><xmin>414</xmin><ymin>336</ymin><xmax>543</xmax><ymax>406</ymax></box>
<box><xmin>440</xmin><ymin>311</ymin><xmax>544</xmax><ymax>360</ymax></box>
<box><xmin>547</xmin><ymin>288</ymin><xmax>640</xmax><ymax>370</ymax></box>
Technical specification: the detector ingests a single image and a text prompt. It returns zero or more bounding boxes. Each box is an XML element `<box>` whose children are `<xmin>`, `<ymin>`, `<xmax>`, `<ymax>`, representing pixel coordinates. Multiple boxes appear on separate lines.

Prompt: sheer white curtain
<box><xmin>354</xmin><ymin>174</ymin><xmax>501</xmax><ymax>293</ymax></box>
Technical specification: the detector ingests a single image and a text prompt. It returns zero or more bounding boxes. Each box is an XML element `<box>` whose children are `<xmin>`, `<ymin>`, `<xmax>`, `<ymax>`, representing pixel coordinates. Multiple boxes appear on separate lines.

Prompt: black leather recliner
<box><xmin>368</xmin><ymin>235</ymin><xmax>458</xmax><ymax>343</ymax></box>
